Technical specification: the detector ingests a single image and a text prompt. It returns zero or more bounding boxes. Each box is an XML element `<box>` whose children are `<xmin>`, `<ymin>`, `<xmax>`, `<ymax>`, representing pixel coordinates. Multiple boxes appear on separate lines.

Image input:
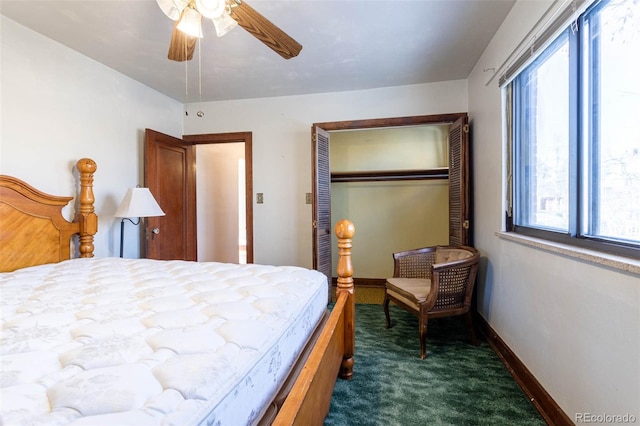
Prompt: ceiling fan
<box><xmin>156</xmin><ymin>0</ymin><xmax>302</xmax><ymax>62</ymax></box>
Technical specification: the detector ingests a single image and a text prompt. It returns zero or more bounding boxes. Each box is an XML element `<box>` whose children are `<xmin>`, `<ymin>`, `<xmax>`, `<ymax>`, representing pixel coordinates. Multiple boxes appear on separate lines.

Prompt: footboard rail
<box><xmin>273</xmin><ymin>219</ymin><xmax>355</xmax><ymax>426</ymax></box>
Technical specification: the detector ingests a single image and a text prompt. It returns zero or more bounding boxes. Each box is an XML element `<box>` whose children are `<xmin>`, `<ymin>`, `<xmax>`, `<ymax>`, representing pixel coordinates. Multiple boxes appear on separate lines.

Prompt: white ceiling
<box><xmin>0</xmin><ymin>0</ymin><xmax>516</xmax><ymax>102</ymax></box>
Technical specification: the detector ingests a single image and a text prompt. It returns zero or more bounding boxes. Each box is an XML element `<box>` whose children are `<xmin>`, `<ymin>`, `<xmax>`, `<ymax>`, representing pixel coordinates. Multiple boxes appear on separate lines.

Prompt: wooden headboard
<box><xmin>0</xmin><ymin>158</ymin><xmax>98</xmax><ymax>272</ymax></box>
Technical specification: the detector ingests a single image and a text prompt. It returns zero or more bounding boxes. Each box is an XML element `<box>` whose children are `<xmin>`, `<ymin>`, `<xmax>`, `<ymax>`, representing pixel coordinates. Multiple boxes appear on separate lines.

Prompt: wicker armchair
<box><xmin>383</xmin><ymin>245</ymin><xmax>480</xmax><ymax>359</ymax></box>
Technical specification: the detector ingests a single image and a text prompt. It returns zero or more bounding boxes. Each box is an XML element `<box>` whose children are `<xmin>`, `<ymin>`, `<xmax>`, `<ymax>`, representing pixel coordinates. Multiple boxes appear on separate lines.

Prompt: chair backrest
<box><xmin>392</xmin><ymin>247</ymin><xmax>437</xmax><ymax>279</ymax></box>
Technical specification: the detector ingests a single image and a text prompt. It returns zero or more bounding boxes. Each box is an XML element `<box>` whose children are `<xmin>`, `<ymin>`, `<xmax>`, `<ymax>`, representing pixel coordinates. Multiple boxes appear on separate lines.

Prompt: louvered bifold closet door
<box><xmin>312</xmin><ymin>126</ymin><xmax>333</xmax><ymax>301</ymax></box>
<box><xmin>448</xmin><ymin>116</ymin><xmax>470</xmax><ymax>246</ymax></box>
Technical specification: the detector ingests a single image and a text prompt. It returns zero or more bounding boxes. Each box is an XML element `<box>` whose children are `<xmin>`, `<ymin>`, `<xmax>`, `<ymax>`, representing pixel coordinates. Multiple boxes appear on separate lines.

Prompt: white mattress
<box><xmin>0</xmin><ymin>257</ymin><xmax>328</xmax><ymax>425</ymax></box>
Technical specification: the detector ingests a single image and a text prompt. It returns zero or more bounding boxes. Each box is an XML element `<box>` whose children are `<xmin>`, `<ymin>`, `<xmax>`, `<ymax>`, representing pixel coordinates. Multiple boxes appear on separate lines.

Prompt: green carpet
<box><xmin>324</xmin><ymin>304</ymin><xmax>545</xmax><ymax>426</ymax></box>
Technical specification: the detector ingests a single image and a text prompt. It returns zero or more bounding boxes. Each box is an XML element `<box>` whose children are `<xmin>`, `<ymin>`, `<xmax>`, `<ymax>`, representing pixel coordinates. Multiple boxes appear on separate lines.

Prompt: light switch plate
<box><xmin>257</xmin><ymin>193</ymin><xmax>264</xmax><ymax>204</ymax></box>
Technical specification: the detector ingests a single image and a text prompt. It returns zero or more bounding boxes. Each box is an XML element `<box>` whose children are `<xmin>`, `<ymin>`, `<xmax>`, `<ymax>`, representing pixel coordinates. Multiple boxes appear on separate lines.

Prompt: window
<box><xmin>509</xmin><ymin>0</ymin><xmax>640</xmax><ymax>258</ymax></box>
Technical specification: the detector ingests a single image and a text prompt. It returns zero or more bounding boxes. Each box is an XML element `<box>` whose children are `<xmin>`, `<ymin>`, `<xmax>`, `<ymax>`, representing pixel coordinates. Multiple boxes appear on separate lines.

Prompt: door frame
<box><xmin>312</xmin><ymin>112</ymin><xmax>468</xmax><ymax>287</ymax></box>
<box><xmin>183</xmin><ymin>132</ymin><xmax>254</xmax><ymax>264</ymax></box>
<box><xmin>313</xmin><ymin>113</ymin><xmax>467</xmax><ymax>132</ymax></box>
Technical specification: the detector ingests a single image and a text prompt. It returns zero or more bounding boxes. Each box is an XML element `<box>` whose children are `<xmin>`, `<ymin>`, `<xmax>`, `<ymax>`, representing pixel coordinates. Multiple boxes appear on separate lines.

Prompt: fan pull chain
<box><xmin>197</xmin><ymin>39</ymin><xmax>204</xmax><ymax>118</ymax></box>
<box><xmin>184</xmin><ymin>36</ymin><xmax>189</xmax><ymax>116</ymax></box>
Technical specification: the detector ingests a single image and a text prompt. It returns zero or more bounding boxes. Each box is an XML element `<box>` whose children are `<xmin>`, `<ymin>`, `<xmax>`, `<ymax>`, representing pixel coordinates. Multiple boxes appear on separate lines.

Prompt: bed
<box><xmin>0</xmin><ymin>158</ymin><xmax>356</xmax><ymax>426</ymax></box>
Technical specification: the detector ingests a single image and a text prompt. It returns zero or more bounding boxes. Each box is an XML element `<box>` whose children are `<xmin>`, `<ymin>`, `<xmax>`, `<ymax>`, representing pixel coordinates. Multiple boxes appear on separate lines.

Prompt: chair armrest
<box><xmin>432</xmin><ymin>253</ymin><xmax>479</xmax><ymax>272</ymax></box>
<box><xmin>430</xmin><ymin>250</ymin><xmax>480</xmax><ymax>310</ymax></box>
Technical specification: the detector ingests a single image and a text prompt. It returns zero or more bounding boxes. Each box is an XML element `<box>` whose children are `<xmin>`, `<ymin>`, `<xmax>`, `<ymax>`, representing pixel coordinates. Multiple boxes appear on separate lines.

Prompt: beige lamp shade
<box><xmin>115</xmin><ymin>188</ymin><xmax>165</xmax><ymax>219</ymax></box>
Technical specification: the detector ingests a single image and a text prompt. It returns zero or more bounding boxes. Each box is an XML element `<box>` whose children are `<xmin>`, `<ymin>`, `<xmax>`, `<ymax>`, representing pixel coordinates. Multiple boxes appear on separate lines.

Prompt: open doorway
<box><xmin>145</xmin><ymin>130</ymin><xmax>253</xmax><ymax>263</ymax></box>
<box><xmin>184</xmin><ymin>132</ymin><xmax>254</xmax><ymax>264</ymax></box>
<box><xmin>196</xmin><ymin>143</ymin><xmax>247</xmax><ymax>263</ymax></box>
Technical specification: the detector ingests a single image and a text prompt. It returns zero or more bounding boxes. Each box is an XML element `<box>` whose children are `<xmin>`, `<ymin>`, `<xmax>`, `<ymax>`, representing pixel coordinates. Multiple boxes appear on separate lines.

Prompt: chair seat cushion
<box><xmin>385</xmin><ymin>278</ymin><xmax>431</xmax><ymax>309</ymax></box>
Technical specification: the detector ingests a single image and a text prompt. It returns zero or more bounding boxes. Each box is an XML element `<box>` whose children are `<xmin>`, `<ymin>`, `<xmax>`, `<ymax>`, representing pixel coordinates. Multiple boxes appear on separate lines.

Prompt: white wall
<box><xmin>468</xmin><ymin>0</ymin><xmax>639</xmax><ymax>421</ymax></box>
<box><xmin>3</xmin><ymin>3</ymin><xmax>638</xmax><ymax>421</ymax></box>
<box><xmin>184</xmin><ymin>80</ymin><xmax>468</xmax><ymax>267</ymax></box>
<box><xmin>0</xmin><ymin>15</ymin><xmax>467</xmax><ymax>267</ymax></box>
<box><xmin>0</xmin><ymin>16</ymin><xmax>183</xmax><ymax>258</ymax></box>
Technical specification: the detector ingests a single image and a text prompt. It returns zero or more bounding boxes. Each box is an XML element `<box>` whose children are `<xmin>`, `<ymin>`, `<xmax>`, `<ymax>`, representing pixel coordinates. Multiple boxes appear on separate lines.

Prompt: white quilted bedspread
<box><xmin>0</xmin><ymin>258</ymin><xmax>328</xmax><ymax>426</ymax></box>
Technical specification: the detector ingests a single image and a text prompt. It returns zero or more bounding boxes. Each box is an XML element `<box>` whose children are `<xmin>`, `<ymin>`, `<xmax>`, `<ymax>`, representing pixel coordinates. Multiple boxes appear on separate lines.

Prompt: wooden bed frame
<box><xmin>0</xmin><ymin>158</ymin><xmax>355</xmax><ymax>426</ymax></box>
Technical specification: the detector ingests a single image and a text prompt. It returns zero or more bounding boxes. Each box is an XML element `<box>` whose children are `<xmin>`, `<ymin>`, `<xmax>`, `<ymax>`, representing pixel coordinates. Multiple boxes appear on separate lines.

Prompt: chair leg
<box><xmin>419</xmin><ymin>314</ymin><xmax>428</xmax><ymax>359</ymax></box>
<box><xmin>464</xmin><ymin>311</ymin><xmax>479</xmax><ymax>346</ymax></box>
<box><xmin>383</xmin><ymin>294</ymin><xmax>391</xmax><ymax>329</ymax></box>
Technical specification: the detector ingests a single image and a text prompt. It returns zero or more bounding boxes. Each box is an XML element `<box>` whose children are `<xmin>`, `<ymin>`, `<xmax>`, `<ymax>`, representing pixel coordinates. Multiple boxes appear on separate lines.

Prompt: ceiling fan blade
<box><xmin>230</xmin><ymin>0</ymin><xmax>302</xmax><ymax>60</ymax></box>
<box><xmin>168</xmin><ymin>20</ymin><xmax>197</xmax><ymax>62</ymax></box>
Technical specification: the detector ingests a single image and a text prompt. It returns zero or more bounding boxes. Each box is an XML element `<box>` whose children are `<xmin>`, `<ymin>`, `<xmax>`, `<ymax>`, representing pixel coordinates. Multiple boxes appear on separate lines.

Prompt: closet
<box><xmin>311</xmin><ymin>113</ymin><xmax>470</xmax><ymax>292</ymax></box>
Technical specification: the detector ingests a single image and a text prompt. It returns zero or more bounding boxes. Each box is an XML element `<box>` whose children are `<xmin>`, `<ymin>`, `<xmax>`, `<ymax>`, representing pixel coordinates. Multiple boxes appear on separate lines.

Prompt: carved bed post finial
<box><xmin>334</xmin><ymin>219</ymin><xmax>355</xmax><ymax>380</ymax></box>
<box><xmin>75</xmin><ymin>158</ymin><xmax>98</xmax><ymax>258</ymax></box>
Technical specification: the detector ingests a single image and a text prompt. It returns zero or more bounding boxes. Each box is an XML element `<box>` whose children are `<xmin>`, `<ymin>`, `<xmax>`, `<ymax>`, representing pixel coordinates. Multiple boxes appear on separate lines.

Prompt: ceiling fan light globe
<box><xmin>195</xmin><ymin>0</ymin><xmax>227</xmax><ymax>19</ymax></box>
<box><xmin>156</xmin><ymin>0</ymin><xmax>188</xmax><ymax>21</ymax></box>
<box><xmin>212</xmin><ymin>12</ymin><xmax>238</xmax><ymax>37</ymax></box>
<box><xmin>177</xmin><ymin>7</ymin><xmax>204</xmax><ymax>38</ymax></box>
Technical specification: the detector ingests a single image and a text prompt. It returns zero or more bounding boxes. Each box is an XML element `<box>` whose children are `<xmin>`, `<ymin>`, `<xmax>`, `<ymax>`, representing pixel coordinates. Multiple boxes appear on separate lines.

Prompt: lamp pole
<box><xmin>119</xmin><ymin>217</ymin><xmax>141</xmax><ymax>258</ymax></box>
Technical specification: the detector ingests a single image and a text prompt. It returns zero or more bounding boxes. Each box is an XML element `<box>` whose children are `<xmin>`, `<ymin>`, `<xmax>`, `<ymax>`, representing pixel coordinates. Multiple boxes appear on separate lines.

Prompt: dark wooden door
<box><xmin>144</xmin><ymin>129</ymin><xmax>197</xmax><ymax>260</ymax></box>
<box><xmin>312</xmin><ymin>126</ymin><xmax>332</xmax><ymax>301</ymax></box>
<box><xmin>448</xmin><ymin>116</ymin><xmax>471</xmax><ymax>246</ymax></box>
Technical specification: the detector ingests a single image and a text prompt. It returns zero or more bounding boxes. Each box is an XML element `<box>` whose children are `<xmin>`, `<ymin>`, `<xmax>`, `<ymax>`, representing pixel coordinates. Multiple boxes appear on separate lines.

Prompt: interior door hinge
<box><xmin>463</xmin><ymin>220</ymin><xmax>470</xmax><ymax>229</ymax></box>
<box><xmin>463</xmin><ymin>124</ymin><xmax>469</xmax><ymax>134</ymax></box>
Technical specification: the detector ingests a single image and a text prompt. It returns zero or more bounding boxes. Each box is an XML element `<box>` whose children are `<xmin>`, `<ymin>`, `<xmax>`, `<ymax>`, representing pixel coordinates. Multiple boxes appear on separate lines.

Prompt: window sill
<box><xmin>495</xmin><ymin>231</ymin><xmax>640</xmax><ymax>276</ymax></box>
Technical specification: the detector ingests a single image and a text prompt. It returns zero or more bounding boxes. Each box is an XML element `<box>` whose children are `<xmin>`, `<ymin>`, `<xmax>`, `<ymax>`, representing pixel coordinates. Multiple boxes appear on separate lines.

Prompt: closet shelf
<box><xmin>331</xmin><ymin>168</ymin><xmax>449</xmax><ymax>182</ymax></box>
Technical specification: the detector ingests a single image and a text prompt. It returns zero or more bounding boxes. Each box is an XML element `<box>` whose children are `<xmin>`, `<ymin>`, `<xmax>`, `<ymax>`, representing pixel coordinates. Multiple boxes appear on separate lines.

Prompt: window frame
<box><xmin>508</xmin><ymin>0</ymin><xmax>640</xmax><ymax>260</ymax></box>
